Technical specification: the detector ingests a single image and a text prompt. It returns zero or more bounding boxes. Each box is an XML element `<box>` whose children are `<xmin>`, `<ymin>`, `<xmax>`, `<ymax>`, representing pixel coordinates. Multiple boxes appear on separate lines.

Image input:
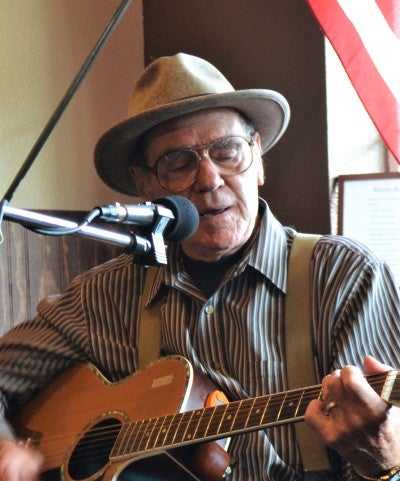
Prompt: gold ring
<box><xmin>325</xmin><ymin>401</ymin><xmax>337</xmax><ymax>414</ymax></box>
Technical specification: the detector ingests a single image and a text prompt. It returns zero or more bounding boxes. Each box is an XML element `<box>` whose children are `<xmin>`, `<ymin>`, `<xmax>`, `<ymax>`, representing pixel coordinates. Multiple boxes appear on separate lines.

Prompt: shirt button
<box><xmin>205</xmin><ymin>305</ymin><xmax>214</xmax><ymax>314</ymax></box>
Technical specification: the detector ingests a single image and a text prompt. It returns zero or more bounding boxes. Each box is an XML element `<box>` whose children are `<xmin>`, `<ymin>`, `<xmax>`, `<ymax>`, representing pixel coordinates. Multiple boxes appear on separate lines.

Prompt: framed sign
<box><xmin>338</xmin><ymin>173</ymin><xmax>400</xmax><ymax>289</ymax></box>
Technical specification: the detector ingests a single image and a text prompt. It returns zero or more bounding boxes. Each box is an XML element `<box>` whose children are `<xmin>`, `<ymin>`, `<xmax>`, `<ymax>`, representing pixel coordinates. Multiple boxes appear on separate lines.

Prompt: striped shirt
<box><xmin>1</xmin><ymin>198</ymin><xmax>400</xmax><ymax>480</ymax></box>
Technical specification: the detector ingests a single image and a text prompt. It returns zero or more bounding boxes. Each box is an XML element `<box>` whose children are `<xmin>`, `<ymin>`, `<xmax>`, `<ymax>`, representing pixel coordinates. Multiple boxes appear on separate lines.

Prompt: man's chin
<box><xmin>181</xmin><ymin>234</ymin><xmax>244</xmax><ymax>261</ymax></box>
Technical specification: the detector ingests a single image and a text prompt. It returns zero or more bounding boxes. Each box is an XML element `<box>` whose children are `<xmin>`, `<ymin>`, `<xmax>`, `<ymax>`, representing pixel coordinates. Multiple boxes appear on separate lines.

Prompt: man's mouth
<box><xmin>200</xmin><ymin>207</ymin><xmax>229</xmax><ymax>218</ymax></box>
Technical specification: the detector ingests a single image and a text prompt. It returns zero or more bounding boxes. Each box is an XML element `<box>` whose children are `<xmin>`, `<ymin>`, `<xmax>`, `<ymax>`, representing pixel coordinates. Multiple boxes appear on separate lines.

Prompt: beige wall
<box><xmin>0</xmin><ymin>0</ymin><xmax>143</xmax><ymax>210</ymax></box>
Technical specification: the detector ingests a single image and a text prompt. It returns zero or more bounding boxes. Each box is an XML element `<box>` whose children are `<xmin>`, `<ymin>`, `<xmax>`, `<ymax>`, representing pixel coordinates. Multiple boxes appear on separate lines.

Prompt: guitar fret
<box><xmin>111</xmin><ymin>420</ymin><xmax>139</xmax><ymax>458</ymax></box>
<box><xmin>259</xmin><ymin>395</ymin><xmax>271</xmax><ymax>425</ymax></box>
<box><xmin>164</xmin><ymin>410</ymin><xmax>187</xmax><ymax>447</ymax></box>
<box><xmin>297</xmin><ymin>388</ymin><xmax>314</xmax><ymax>417</ymax></box>
<box><xmin>229</xmin><ymin>399</ymin><xmax>245</xmax><ymax>432</ymax></box>
<box><xmin>280</xmin><ymin>392</ymin><xmax>304</xmax><ymax>420</ymax></box>
<box><xmin>278</xmin><ymin>392</ymin><xmax>288</xmax><ymax>420</ymax></box>
<box><xmin>174</xmin><ymin>410</ymin><xmax>194</xmax><ymax>444</ymax></box>
<box><xmin>239</xmin><ymin>399</ymin><xmax>264</xmax><ymax>430</ymax></box>
<box><xmin>161</xmin><ymin>413</ymin><xmax>179</xmax><ymax>446</ymax></box>
<box><xmin>151</xmin><ymin>413</ymin><xmax>170</xmax><ymax>449</ymax></box>
<box><xmin>213</xmin><ymin>403</ymin><xmax>229</xmax><ymax>435</ymax></box>
<box><xmin>135</xmin><ymin>418</ymin><xmax>158</xmax><ymax>452</ymax></box>
<box><xmin>206</xmin><ymin>404</ymin><xmax>228</xmax><ymax>438</ymax></box>
<box><xmin>248</xmin><ymin>396</ymin><xmax>270</xmax><ymax>428</ymax></box>
<box><xmin>243</xmin><ymin>398</ymin><xmax>257</xmax><ymax>427</ymax></box>
<box><xmin>111</xmin><ymin>422</ymin><xmax>128</xmax><ymax>457</ymax></box>
<box><xmin>129</xmin><ymin>419</ymin><xmax>146</xmax><ymax>455</ymax></box>
<box><xmin>191</xmin><ymin>406</ymin><xmax>214</xmax><ymax>440</ymax></box>
<box><xmin>146</xmin><ymin>415</ymin><xmax>165</xmax><ymax>450</ymax></box>
<box><xmin>156</xmin><ymin>413</ymin><xmax>175</xmax><ymax>447</ymax></box>
<box><xmin>295</xmin><ymin>389</ymin><xmax>306</xmax><ymax>417</ymax></box>
<box><xmin>184</xmin><ymin>409</ymin><xmax>203</xmax><ymax>442</ymax></box>
<box><xmin>218</xmin><ymin>402</ymin><xmax>240</xmax><ymax>434</ymax></box>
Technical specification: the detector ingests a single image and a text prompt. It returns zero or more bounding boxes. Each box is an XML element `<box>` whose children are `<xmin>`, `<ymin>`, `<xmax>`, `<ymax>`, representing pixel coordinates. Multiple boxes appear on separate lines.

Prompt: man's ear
<box><xmin>129</xmin><ymin>165</ymin><xmax>148</xmax><ymax>197</ymax></box>
<box><xmin>253</xmin><ymin>132</ymin><xmax>265</xmax><ymax>186</ymax></box>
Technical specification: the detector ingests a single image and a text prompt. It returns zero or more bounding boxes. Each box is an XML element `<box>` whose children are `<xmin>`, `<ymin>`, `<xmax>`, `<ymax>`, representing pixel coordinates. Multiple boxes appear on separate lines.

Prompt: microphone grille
<box><xmin>154</xmin><ymin>195</ymin><xmax>199</xmax><ymax>242</ymax></box>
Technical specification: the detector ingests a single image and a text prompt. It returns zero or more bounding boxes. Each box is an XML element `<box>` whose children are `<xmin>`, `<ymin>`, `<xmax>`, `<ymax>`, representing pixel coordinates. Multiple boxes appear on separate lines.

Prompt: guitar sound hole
<box><xmin>67</xmin><ymin>417</ymin><xmax>122</xmax><ymax>480</ymax></box>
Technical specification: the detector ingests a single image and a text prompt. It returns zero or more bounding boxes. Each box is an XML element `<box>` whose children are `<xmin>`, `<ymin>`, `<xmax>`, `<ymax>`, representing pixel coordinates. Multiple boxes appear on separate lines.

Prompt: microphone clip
<box><xmin>136</xmin><ymin>203</ymin><xmax>174</xmax><ymax>266</ymax></box>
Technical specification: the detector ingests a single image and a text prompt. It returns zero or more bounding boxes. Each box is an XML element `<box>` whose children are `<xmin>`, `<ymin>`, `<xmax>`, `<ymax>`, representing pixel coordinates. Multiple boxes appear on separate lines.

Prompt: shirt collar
<box><xmin>147</xmin><ymin>198</ymin><xmax>293</xmax><ymax>304</ymax></box>
<box><xmin>240</xmin><ymin>198</ymin><xmax>291</xmax><ymax>293</ymax></box>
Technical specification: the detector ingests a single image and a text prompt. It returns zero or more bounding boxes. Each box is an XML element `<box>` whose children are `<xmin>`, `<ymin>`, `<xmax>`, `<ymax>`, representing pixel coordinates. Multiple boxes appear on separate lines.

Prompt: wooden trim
<box><xmin>0</xmin><ymin>211</ymin><xmax>125</xmax><ymax>334</ymax></box>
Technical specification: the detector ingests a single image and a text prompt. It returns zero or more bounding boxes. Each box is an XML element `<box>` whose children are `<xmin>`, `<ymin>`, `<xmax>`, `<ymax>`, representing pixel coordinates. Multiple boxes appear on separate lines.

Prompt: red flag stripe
<box><xmin>337</xmin><ymin>0</ymin><xmax>400</xmax><ymax>102</ymax></box>
<box><xmin>307</xmin><ymin>0</ymin><xmax>400</xmax><ymax>164</ymax></box>
<box><xmin>376</xmin><ymin>0</ymin><xmax>400</xmax><ymax>34</ymax></box>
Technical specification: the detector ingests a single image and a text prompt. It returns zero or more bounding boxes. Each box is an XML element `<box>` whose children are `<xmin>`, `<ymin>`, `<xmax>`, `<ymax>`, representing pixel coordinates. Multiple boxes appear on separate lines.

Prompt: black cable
<box><xmin>29</xmin><ymin>208</ymin><xmax>102</xmax><ymax>236</ymax></box>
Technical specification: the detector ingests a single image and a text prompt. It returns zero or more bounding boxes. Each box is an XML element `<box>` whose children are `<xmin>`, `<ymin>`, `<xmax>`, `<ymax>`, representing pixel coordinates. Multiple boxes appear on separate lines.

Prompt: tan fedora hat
<box><xmin>94</xmin><ymin>53</ymin><xmax>290</xmax><ymax>196</ymax></box>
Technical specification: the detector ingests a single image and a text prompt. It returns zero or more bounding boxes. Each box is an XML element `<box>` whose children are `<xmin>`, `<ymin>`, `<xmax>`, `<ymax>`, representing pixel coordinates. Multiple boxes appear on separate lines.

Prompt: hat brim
<box><xmin>94</xmin><ymin>89</ymin><xmax>290</xmax><ymax>196</ymax></box>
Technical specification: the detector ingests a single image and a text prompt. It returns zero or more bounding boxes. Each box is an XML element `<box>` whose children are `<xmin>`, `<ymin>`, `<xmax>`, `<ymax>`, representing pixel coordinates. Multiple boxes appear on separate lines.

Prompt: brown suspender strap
<box><xmin>138</xmin><ymin>266</ymin><xmax>162</xmax><ymax>370</ymax></box>
<box><xmin>286</xmin><ymin>233</ymin><xmax>330</xmax><ymax>471</ymax></box>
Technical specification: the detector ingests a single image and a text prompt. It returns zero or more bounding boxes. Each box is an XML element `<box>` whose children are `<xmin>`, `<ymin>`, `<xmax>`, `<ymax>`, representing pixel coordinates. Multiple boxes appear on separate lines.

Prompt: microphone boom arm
<box><xmin>2</xmin><ymin>204</ymin><xmax>157</xmax><ymax>258</ymax></box>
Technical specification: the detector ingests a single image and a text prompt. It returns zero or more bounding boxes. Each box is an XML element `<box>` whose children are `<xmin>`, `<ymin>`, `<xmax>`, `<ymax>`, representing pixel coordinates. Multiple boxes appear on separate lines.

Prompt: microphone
<box><xmin>96</xmin><ymin>195</ymin><xmax>199</xmax><ymax>242</ymax></box>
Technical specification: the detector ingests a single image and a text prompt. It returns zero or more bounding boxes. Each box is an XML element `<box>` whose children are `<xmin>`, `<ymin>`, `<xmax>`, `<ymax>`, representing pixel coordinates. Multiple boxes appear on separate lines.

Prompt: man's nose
<box><xmin>193</xmin><ymin>155</ymin><xmax>224</xmax><ymax>192</ymax></box>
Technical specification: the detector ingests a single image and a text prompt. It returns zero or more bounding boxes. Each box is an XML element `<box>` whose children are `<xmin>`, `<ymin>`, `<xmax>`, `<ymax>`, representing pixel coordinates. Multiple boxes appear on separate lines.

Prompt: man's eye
<box><xmin>212</xmin><ymin>146</ymin><xmax>238</xmax><ymax>160</ymax></box>
<box><xmin>164</xmin><ymin>153</ymin><xmax>194</xmax><ymax>172</ymax></box>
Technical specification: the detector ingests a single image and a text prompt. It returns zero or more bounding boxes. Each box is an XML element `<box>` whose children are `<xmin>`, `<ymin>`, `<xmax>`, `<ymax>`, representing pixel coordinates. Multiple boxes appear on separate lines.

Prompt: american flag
<box><xmin>307</xmin><ymin>0</ymin><xmax>400</xmax><ymax>165</ymax></box>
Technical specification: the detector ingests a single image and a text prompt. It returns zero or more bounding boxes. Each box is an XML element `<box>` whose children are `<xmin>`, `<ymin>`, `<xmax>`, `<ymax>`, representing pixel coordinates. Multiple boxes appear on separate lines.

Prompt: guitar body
<box><xmin>13</xmin><ymin>357</ymin><xmax>230</xmax><ymax>481</ymax></box>
<box><xmin>13</xmin><ymin>355</ymin><xmax>397</xmax><ymax>481</ymax></box>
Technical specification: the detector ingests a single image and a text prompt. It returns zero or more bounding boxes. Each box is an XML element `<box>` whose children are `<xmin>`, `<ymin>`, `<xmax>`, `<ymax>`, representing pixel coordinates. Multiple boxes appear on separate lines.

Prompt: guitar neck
<box><xmin>111</xmin><ymin>370</ymin><xmax>399</xmax><ymax>461</ymax></box>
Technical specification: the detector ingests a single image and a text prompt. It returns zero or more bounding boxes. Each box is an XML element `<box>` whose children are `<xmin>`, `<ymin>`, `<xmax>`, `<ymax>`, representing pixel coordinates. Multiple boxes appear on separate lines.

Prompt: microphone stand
<box><xmin>2</xmin><ymin>204</ymin><xmax>170</xmax><ymax>266</ymax></box>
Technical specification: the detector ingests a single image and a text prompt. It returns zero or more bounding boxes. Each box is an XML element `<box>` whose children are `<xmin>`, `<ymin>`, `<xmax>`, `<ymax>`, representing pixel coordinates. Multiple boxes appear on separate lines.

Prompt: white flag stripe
<box><xmin>337</xmin><ymin>0</ymin><xmax>400</xmax><ymax>103</ymax></box>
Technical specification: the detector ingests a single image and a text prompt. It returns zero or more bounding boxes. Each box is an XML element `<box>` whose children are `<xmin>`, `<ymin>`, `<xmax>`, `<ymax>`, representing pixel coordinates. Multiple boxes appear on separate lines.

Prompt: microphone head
<box><xmin>153</xmin><ymin>195</ymin><xmax>199</xmax><ymax>242</ymax></box>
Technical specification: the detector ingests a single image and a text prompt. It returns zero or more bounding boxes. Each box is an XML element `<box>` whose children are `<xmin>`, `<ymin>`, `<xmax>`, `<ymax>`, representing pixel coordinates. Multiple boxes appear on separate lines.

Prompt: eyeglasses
<box><xmin>142</xmin><ymin>135</ymin><xmax>255</xmax><ymax>192</ymax></box>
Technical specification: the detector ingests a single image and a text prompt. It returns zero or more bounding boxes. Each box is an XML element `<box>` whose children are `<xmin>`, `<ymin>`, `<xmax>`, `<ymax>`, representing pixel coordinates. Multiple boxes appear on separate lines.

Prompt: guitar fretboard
<box><xmin>110</xmin><ymin>370</ymin><xmax>398</xmax><ymax>460</ymax></box>
<box><xmin>110</xmin><ymin>387</ymin><xmax>313</xmax><ymax>458</ymax></box>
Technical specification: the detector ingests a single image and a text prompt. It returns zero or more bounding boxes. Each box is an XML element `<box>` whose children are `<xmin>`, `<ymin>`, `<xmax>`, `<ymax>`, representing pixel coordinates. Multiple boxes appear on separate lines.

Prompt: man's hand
<box><xmin>0</xmin><ymin>438</ymin><xmax>43</xmax><ymax>481</ymax></box>
<box><xmin>305</xmin><ymin>356</ymin><xmax>400</xmax><ymax>477</ymax></box>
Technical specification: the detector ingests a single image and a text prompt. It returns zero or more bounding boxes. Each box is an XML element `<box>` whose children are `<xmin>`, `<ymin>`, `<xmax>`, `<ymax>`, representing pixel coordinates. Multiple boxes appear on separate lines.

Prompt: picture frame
<box><xmin>338</xmin><ymin>172</ymin><xmax>400</xmax><ymax>289</ymax></box>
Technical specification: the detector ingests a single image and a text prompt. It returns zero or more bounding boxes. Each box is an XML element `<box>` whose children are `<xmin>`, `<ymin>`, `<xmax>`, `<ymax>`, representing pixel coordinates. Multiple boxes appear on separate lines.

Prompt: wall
<box><xmin>1</xmin><ymin>0</ymin><xmax>329</xmax><ymax>231</ymax></box>
<box><xmin>0</xmin><ymin>0</ymin><xmax>143</xmax><ymax>211</ymax></box>
<box><xmin>143</xmin><ymin>0</ymin><xmax>330</xmax><ymax>233</ymax></box>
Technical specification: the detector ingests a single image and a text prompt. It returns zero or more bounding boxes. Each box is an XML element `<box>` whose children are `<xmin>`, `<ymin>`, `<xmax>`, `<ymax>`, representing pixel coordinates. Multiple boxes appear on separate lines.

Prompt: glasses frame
<box><xmin>141</xmin><ymin>135</ymin><xmax>255</xmax><ymax>192</ymax></box>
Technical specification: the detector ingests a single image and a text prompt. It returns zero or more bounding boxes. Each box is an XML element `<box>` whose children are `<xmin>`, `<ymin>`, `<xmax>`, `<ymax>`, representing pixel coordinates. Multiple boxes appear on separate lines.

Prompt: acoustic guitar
<box><xmin>13</xmin><ymin>356</ymin><xmax>399</xmax><ymax>481</ymax></box>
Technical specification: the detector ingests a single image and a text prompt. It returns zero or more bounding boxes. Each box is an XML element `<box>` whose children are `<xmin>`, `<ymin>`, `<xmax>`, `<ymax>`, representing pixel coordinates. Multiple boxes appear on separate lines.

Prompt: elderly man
<box><xmin>1</xmin><ymin>53</ymin><xmax>400</xmax><ymax>481</ymax></box>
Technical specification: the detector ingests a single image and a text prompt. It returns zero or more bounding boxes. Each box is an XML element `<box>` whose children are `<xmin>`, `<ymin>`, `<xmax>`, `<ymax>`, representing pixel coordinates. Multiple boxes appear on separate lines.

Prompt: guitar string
<box><xmin>32</xmin><ymin>374</ymin><xmax>398</xmax><ymax>466</ymax></box>
<box><xmin>26</xmin><ymin>389</ymin><xmax>323</xmax><ymax>466</ymax></box>
<box><xmin>28</xmin><ymin>373</ymin><xmax>398</xmax><ymax>464</ymax></box>
<box><xmin>30</xmin><ymin>372</ymin><xmax>399</xmax><ymax>465</ymax></box>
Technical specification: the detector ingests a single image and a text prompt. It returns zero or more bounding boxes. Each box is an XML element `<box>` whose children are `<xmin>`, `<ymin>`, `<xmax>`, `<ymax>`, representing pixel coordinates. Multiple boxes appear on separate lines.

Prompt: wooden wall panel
<box><xmin>0</xmin><ymin>213</ymin><xmax>125</xmax><ymax>335</ymax></box>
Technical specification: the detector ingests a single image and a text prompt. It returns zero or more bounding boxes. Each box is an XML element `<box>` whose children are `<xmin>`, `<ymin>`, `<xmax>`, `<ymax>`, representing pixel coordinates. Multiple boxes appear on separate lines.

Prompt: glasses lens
<box><xmin>157</xmin><ymin>150</ymin><xmax>198</xmax><ymax>191</ymax></box>
<box><xmin>156</xmin><ymin>136</ymin><xmax>253</xmax><ymax>191</ymax></box>
<box><xmin>209</xmin><ymin>136</ymin><xmax>250</xmax><ymax>173</ymax></box>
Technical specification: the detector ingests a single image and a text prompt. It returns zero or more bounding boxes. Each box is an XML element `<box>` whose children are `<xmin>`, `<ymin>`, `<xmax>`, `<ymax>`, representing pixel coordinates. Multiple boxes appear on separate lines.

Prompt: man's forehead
<box><xmin>143</xmin><ymin>108</ymin><xmax>246</xmax><ymax>148</ymax></box>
